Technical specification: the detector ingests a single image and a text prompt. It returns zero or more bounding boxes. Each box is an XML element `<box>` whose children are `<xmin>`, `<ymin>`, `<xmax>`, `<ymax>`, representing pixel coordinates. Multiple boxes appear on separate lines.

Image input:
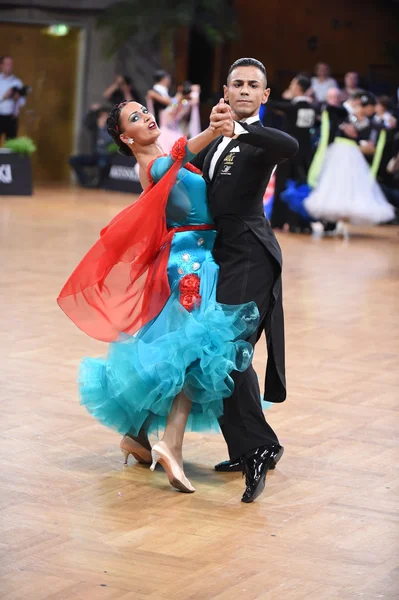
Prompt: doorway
<box><xmin>0</xmin><ymin>22</ymin><xmax>81</xmax><ymax>182</ymax></box>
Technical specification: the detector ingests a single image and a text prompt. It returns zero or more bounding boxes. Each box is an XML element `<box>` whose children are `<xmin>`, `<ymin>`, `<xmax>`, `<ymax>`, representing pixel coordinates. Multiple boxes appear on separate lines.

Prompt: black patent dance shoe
<box><xmin>241</xmin><ymin>444</ymin><xmax>283</xmax><ymax>504</ymax></box>
<box><xmin>215</xmin><ymin>445</ymin><xmax>284</xmax><ymax>473</ymax></box>
<box><xmin>214</xmin><ymin>458</ymin><xmax>242</xmax><ymax>472</ymax></box>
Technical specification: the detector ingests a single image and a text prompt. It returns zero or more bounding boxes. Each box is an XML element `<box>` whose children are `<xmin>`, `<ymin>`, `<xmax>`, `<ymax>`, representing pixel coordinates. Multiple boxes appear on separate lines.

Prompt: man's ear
<box><xmin>262</xmin><ymin>88</ymin><xmax>271</xmax><ymax>104</ymax></box>
<box><xmin>223</xmin><ymin>84</ymin><xmax>229</xmax><ymax>102</ymax></box>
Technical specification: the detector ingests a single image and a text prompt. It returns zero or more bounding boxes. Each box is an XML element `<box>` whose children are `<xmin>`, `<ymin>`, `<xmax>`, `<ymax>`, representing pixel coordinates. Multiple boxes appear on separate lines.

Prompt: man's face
<box><xmin>351</xmin><ymin>99</ymin><xmax>362</xmax><ymax>117</ymax></box>
<box><xmin>326</xmin><ymin>88</ymin><xmax>341</xmax><ymax>106</ymax></box>
<box><xmin>224</xmin><ymin>66</ymin><xmax>270</xmax><ymax>119</ymax></box>
<box><xmin>345</xmin><ymin>72</ymin><xmax>359</xmax><ymax>89</ymax></box>
<box><xmin>364</xmin><ymin>104</ymin><xmax>376</xmax><ymax>118</ymax></box>
<box><xmin>1</xmin><ymin>57</ymin><xmax>13</xmax><ymax>76</ymax></box>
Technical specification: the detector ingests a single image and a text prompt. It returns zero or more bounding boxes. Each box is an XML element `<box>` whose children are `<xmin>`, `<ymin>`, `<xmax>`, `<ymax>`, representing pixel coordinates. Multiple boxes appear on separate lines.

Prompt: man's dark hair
<box><xmin>153</xmin><ymin>69</ymin><xmax>169</xmax><ymax>84</ymax></box>
<box><xmin>295</xmin><ymin>75</ymin><xmax>311</xmax><ymax>94</ymax></box>
<box><xmin>350</xmin><ymin>90</ymin><xmax>366</xmax><ymax>101</ymax></box>
<box><xmin>361</xmin><ymin>92</ymin><xmax>376</xmax><ymax>106</ymax></box>
<box><xmin>227</xmin><ymin>58</ymin><xmax>267</xmax><ymax>86</ymax></box>
<box><xmin>350</xmin><ymin>90</ymin><xmax>376</xmax><ymax>106</ymax></box>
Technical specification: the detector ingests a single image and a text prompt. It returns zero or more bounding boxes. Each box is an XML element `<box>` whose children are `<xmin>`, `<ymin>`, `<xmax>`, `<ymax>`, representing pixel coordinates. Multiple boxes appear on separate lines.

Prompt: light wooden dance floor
<box><xmin>1</xmin><ymin>186</ymin><xmax>398</xmax><ymax>600</ymax></box>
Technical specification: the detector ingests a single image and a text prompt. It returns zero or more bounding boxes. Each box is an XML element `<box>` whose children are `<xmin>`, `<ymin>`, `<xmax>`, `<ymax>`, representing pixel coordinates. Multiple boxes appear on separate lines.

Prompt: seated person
<box><xmin>69</xmin><ymin>105</ymin><xmax>113</xmax><ymax>187</ymax></box>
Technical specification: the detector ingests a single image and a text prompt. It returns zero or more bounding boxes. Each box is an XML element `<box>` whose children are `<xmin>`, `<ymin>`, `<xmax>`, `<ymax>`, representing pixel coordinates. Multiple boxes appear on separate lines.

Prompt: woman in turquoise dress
<box><xmin>58</xmin><ymin>101</ymin><xmax>259</xmax><ymax>493</ymax></box>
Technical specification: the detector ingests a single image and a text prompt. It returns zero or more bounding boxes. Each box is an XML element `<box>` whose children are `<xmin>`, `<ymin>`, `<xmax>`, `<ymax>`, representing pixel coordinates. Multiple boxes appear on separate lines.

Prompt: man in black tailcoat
<box><xmin>191</xmin><ymin>58</ymin><xmax>298</xmax><ymax>502</ymax></box>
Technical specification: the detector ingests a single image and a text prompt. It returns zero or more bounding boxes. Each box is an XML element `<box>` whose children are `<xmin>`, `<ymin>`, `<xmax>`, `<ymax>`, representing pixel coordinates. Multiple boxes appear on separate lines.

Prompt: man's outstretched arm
<box><xmin>234</xmin><ymin>122</ymin><xmax>299</xmax><ymax>164</ymax></box>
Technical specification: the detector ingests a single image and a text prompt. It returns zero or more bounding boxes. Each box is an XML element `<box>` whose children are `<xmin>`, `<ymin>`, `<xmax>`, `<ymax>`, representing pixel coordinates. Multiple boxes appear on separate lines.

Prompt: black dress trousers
<box><xmin>213</xmin><ymin>216</ymin><xmax>280</xmax><ymax>460</ymax></box>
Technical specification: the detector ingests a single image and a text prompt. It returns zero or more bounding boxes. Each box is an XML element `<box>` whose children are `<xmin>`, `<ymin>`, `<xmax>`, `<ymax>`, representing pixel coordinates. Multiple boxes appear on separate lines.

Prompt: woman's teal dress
<box><xmin>78</xmin><ymin>144</ymin><xmax>260</xmax><ymax>435</ymax></box>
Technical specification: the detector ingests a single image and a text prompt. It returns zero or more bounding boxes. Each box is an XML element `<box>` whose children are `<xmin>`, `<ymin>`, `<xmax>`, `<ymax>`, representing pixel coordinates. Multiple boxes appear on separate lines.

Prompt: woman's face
<box><xmin>316</xmin><ymin>63</ymin><xmax>329</xmax><ymax>78</ymax></box>
<box><xmin>119</xmin><ymin>102</ymin><xmax>160</xmax><ymax>147</ymax></box>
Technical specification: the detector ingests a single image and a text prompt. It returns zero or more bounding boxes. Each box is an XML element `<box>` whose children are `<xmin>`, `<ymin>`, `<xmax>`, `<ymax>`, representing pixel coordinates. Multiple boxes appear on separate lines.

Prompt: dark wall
<box><xmin>228</xmin><ymin>0</ymin><xmax>399</xmax><ymax>93</ymax></box>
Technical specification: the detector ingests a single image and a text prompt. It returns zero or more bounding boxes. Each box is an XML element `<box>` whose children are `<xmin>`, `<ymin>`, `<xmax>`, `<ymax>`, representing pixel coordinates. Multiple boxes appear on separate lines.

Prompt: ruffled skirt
<box><xmin>304</xmin><ymin>139</ymin><xmax>395</xmax><ymax>224</ymax></box>
<box><xmin>79</xmin><ymin>257</ymin><xmax>259</xmax><ymax>436</ymax></box>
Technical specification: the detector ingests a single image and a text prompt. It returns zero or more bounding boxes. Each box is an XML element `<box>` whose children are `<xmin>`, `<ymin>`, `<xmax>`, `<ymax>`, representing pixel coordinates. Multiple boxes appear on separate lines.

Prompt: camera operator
<box><xmin>0</xmin><ymin>55</ymin><xmax>27</xmax><ymax>140</ymax></box>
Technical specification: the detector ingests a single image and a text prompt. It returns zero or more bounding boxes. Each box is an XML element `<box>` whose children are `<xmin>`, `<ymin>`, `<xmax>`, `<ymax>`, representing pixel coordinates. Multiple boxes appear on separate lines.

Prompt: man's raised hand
<box><xmin>209</xmin><ymin>99</ymin><xmax>235</xmax><ymax>138</ymax></box>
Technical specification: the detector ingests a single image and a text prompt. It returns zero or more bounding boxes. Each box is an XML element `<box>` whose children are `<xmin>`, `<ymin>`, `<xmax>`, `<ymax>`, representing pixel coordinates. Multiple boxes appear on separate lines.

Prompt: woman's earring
<box><xmin>128</xmin><ymin>138</ymin><xmax>134</xmax><ymax>144</ymax></box>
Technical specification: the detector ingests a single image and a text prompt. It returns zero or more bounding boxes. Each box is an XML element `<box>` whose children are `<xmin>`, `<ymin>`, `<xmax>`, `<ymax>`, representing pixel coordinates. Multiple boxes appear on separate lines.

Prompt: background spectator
<box><xmin>146</xmin><ymin>70</ymin><xmax>172</xmax><ymax>124</ymax></box>
<box><xmin>157</xmin><ymin>82</ymin><xmax>201</xmax><ymax>151</ymax></box>
<box><xmin>103</xmin><ymin>74</ymin><xmax>142</xmax><ymax>106</ymax></box>
<box><xmin>311</xmin><ymin>62</ymin><xmax>339</xmax><ymax>103</ymax></box>
<box><xmin>340</xmin><ymin>71</ymin><xmax>360</xmax><ymax>102</ymax></box>
<box><xmin>374</xmin><ymin>96</ymin><xmax>397</xmax><ymax>130</ymax></box>
<box><xmin>0</xmin><ymin>55</ymin><xmax>26</xmax><ymax>140</ymax></box>
<box><xmin>69</xmin><ymin>105</ymin><xmax>113</xmax><ymax>188</ymax></box>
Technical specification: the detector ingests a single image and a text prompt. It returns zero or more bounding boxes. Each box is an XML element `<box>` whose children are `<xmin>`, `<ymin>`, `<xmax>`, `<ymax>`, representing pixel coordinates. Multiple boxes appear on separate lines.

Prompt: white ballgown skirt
<box><xmin>304</xmin><ymin>138</ymin><xmax>395</xmax><ymax>224</ymax></box>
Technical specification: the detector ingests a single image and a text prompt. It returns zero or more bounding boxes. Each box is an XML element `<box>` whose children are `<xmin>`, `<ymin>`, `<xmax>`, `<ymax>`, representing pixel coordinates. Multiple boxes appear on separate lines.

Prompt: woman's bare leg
<box><xmin>161</xmin><ymin>391</ymin><xmax>192</xmax><ymax>468</ymax></box>
<box><xmin>126</xmin><ymin>415</ymin><xmax>152</xmax><ymax>451</ymax></box>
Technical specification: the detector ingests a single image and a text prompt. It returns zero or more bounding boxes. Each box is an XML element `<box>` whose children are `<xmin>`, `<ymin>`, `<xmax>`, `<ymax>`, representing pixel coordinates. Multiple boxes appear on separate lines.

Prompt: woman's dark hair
<box><xmin>153</xmin><ymin>69</ymin><xmax>169</xmax><ymax>83</ymax></box>
<box><xmin>106</xmin><ymin>102</ymin><xmax>133</xmax><ymax>156</ymax></box>
<box><xmin>181</xmin><ymin>80</ymin><xmax>192</xmax><ymax>96</ymax></box>
<box><xmin>122</xmin><ymin>75</ymin><xmax>132</xmax><ymax>86</ymax></box>
<box><xmin>377</xmin><ymin>95</ymin><xmax>392</xmax><ymax>111</ymax></box>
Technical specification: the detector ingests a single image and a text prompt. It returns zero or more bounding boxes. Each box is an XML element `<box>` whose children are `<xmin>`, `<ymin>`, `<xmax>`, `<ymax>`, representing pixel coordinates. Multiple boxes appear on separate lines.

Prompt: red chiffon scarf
<box><xmin>57</xmin><ymin>140</ymin><xmax>191</xmax><ymax>342</ymax></box>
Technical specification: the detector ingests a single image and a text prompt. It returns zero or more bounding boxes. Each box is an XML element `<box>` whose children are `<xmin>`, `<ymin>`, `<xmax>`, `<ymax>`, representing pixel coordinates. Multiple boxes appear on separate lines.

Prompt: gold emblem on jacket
<box><xmin>223</xmin><ymin>152</ymin><xmax>236</xmax><ymax>165</ymax></box>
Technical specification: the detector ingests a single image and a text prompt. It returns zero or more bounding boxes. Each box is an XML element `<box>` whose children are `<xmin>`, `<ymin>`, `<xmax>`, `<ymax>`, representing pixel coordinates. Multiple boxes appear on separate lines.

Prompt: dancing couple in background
<box><xmin>147</xmin><ymin>78</ymin><xmax>201</xmax><ymax>152</ymax></box>
<box><xmin>305</xmin><ymin>91</ymin><xmax>395</xmax><ymax>229</ymax></box>
<box><xmin>58</xmin><ymin>58</ymin><xmax>298</xmax><ymax>503</ymax></box>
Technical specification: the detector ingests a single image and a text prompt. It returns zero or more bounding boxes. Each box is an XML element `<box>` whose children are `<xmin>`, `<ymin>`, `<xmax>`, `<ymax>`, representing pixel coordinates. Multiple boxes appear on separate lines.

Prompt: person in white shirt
<box><xmin>340</xmin><ymin>71</ymin><xmax>360</xmax><ymax>102</ymax></box>
<box><xmin>0</xmin><ymin>55</ymin><xmax>26</xmax><ymax>140</ymax></box>
<box><xmin>310</xmin><ymin>62</ymin><xmax>338</xmax><ymax>103</ymax></box>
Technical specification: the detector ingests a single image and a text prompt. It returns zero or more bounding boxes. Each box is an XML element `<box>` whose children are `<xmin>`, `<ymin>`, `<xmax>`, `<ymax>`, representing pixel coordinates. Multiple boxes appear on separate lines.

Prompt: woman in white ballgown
<box><xmin>305</xmin><ymin>96</ymin><xmax>395</xmax><ymax>226</ymax></box>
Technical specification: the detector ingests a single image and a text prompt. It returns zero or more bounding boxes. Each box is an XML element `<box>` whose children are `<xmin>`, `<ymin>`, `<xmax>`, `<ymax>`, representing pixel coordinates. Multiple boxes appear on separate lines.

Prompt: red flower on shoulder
<box><xmin>179</xmin><ymin>274</ymin><xmax>200</xmax><ymax>293</ymax></box>
<box><xmin>171</xmin><ymin>137</ymin><xmax>188</xmax><ymax>161</ymax></box>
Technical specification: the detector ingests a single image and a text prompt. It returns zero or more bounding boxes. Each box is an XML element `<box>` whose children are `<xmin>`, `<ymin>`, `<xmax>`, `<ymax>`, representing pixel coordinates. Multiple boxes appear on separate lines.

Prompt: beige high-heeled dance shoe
<box><xmin>150</xmin><ymin>441</ymin><xmax>195</xmax><ymax>493</ymax></box>
<box><xmin>120</xmin><ymin>435</ymin><xmax>152</xmax><ymax>465</ymax></box>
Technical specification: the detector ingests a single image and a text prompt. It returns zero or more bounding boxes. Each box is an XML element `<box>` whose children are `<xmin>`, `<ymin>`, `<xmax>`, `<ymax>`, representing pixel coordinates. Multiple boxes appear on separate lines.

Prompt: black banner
<box><xmin>101</xmin><ymin>154</ymin><xmax>143</xmax><ymax>194</ymax></box>
<box><xmin>0</xmin><ymin>154</ymin><xmax>33</xmax><ymax>196</ymax></box>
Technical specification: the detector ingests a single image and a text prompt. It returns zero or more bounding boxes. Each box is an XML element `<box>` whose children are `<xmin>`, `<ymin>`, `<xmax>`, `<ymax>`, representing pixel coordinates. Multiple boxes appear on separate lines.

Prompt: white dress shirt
<box><xmin>310</xmin><ymin>76</ymin><xmax>338</xmax><ymax>102</ymax></box>
<box><xmin>153</xmin><ymin>83</ymin><xmax>169</xmax><ymax>98</ymax></box>
<box><xmin>0</xmin><ymin>74</ymin><xmax>25</xmax><ymax>116</ymax></box>
<box><xmin>209</xmin><ymin>114</ymin><xmax>259</xmax><ymax>180</ymax></box>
